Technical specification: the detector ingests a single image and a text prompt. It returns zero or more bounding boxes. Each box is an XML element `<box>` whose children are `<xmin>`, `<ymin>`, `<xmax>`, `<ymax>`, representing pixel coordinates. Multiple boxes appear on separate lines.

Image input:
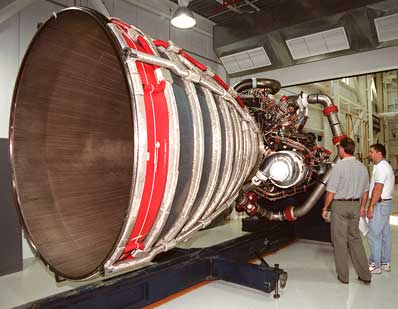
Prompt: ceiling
<box><xmin>172</xmin><ymin>0</ymin><xmax>398</xmax><ymax>77</ymax></box>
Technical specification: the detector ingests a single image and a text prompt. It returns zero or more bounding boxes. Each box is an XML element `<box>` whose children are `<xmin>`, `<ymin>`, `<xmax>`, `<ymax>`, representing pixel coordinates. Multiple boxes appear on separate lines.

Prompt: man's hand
<box><xmin>322</xmin><ymin>191</ymin><xmax>335</xmax><ymax>221</ymax></box>
<box><xmin>321</xmin><ymin>208</ymin><xmax>329</xmax><ymax>221</ymax></box>
<box><xmin>367</xmin><ymin>183</ymin><xmax>383</xmax><ymax>220</ymax></box>
<box><xmin>360</xmin><ymin>207</ymin><xmax>367</xmax><ymax>218</ymax></box>
<box><xmin>360</xmin><ymin>191</ymin><xmax>369</xmax><ymax>218</ymax></box>
<box><xmin>367</xmin><ymin>205</ymin><xmax>374</xmax><ymax>219</ymax></box>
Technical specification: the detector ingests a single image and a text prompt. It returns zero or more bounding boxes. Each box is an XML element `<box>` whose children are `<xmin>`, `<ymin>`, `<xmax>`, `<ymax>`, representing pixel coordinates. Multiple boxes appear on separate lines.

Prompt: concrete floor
<box><xmin>157</xmin><ymin>187</ymin><xmax>398</xmax><ymax>309</ymax></box>
<box><xmin>1</xmin><ymin>190</ymin><xmax>397</xmax><ymax>309</ymax></box>
<box><xmin>156</xmin><ymin>235</ymin><xmax>398</xmax><ymax>309</ymax></box>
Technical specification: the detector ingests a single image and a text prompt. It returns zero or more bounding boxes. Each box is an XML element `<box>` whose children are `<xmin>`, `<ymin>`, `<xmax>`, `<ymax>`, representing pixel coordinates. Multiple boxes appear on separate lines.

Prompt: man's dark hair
<box><xmin>370</xmin><ymin>143</ymin><xmax>386</xmax><ymax>157</ymax></box>
<box><xmin>340</xmin><ymin>137</ymin><xmax>355</xmax><ymax>155</ymax></box>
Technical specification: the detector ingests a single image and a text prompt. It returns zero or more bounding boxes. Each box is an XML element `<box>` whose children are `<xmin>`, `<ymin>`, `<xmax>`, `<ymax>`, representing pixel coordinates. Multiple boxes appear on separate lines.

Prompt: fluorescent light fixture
<box><xmin>374</xmin><ymin>13</ymin><xmax>398</xmax><ymax>42</ymax></box>
<box><xmin>220</xmin><ymin>47</ymin><xmax>271</xmax><ymax>74</ymax></box>
<box><xmin>171</xmin><ymin>0</ymin><xmax>196</xmax><ymax>29</ymax></box>
<box><xmin>286</xmin><ymin>27</ymin><xmax>350</xmax><ymax>60</ymax></box>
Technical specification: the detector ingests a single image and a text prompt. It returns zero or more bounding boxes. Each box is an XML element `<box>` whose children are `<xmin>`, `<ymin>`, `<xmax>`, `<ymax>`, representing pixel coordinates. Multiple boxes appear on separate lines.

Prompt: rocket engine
<box><xmin>8</xmin><ymin>7</ymin><xmax>345</xmax><ymax>281</ymax></box>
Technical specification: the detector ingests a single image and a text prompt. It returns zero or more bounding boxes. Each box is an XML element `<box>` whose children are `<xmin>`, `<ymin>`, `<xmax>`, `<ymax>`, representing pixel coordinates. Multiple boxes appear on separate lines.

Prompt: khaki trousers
<box><xmin>331</xmin><ymin>201</ymin><xmax>371</xmax><ymax>282</ymax></box>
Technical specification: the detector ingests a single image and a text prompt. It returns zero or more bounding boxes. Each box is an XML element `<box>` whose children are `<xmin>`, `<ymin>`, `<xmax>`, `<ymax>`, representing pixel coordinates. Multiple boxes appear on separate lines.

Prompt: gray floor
<box><xmin>157</xmin><ymin>188</ymin><xmax>398</xmax><ymax>309</ymax></box>
<box><xmin>1</xmin><ymin>191</ymin><xmax>397</xmax><ymax>309</ymax></box>
<box><xmin>158</xmin><ymin>235</ymin><xmax>398</xmax><ymax>309</ymax></box>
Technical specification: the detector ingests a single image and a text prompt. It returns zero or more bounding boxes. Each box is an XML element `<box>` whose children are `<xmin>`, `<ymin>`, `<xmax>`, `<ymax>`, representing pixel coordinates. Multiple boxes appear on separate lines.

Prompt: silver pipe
<box><xmin>257</xmin><ymin>207</ymin><xmax>284</xmax><ymax>221</ymax></box>
<box><xmin>233</xmin><ymin>78</ymin><xmax>281</xmax><ymax>95</ymax></box>
<box><xmin>286</xmin><ymin>94</ymin><xmax>343</xmax><ymax>219</ymax></box>
<box><xmin>293</xmin><ymin>172</ymin><xmax>331</xmax><ymax>218</ymax></box>
<box><xmin>307</xmin><ymin>94</ymin><xmax>343</xmax><ymax>138</ymax></box>
<box><xmin>129</xmin><ymin>48</ymin><xmax>190</xmax><ymax>78</ymax></box>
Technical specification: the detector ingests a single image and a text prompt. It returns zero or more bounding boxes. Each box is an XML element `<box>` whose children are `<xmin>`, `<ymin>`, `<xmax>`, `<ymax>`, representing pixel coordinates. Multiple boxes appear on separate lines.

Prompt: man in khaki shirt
<box><xmin>322</xmin><ymin>137</ymin><xmax>371</xmax><ymax>284</ymax></box>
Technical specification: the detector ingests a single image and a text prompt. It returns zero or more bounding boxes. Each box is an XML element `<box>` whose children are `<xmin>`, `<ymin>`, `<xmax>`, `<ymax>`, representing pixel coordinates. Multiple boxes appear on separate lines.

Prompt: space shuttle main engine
<box><xmin>234</xmin><ymin>79</ymin><xmax>346</xmax><ymax>221</ymax></box>
<box><xmin>9</xmin><ymin>7</ymin><xmax>345</xmax><ymax>282</ymax></box>
<box><xmin>9</xmin><ymin>7</ymin><xmax>260</xmax><ymax>281</ymax></box>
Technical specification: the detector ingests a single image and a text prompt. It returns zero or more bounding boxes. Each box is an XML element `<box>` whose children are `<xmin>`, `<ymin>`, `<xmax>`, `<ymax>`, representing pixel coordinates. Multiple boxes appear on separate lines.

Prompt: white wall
<box><xmin>109</xmin><ymin>0</ymin><xmax>225</xmax><ymax>78</ymax></box>
<box><xmin>0</xmin><ymin>0</ymin><xmax>62</xmax><ymax>139</ymax></box>
<box><xmin>0</xmin><ymin>0</ymin><xmax>223</xmax><ymax>261</ymax></box>
<box><xmin>0</xmin><ymin>15</ymin><xmax>19</xmax><ymax>139</ymax></box>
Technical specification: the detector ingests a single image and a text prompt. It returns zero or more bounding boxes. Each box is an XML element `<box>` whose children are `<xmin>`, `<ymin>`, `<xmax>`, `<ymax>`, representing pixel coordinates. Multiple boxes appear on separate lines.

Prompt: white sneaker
<box><xmin>381</xmin><ymin>263</ymin><xmax>391</xmax><ymax>272</ymax></box>
<box><xmin>369</xmin><ymin>263</ymin><xmax>382</xmax><ymax>274</ymax></box>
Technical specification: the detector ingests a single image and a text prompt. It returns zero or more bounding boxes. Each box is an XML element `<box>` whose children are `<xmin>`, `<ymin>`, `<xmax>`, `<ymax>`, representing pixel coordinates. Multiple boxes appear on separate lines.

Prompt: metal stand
<box><xmin>19</xmin><ymin>222</ymin><xmax>293</xmax><ymax>308</ymax></box>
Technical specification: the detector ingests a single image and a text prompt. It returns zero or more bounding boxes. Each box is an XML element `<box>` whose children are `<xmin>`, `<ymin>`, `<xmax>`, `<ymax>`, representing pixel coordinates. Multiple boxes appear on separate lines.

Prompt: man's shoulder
<box><xmin>376</xmin><ymin>160</ymin><xmax>392</xmax><ymax>172</ymax></box>
<box><xmin>341</xmin><ymin>158</ymin><xmax>368</xmax><ymax>174</ymax></box>
<box><xmin>379</xmin><ymin>160</ymin><xmax>393</xmax><ymax>168</ymax></box>
<box><xmin>333</xmin><ymin>160</ymin><xmax>345</xmax><ymax>170</ymax></box>
<box><xmin>359</xmin><ymin>162</ymin><xmax>369</xmax><ymax>174</ymax></box>
<box><xmin>379</xmin><ymin>160</ymin><xmax>394</xmax><ymax>175</ymax></box>
<box><xmin>338</xmin><ymin>157</ymin><xmax>364</xmax><ymax>167</ymax></box>
<box><xmin>354</xmin><ymin>160</ymin><xmax>368</xmax><ymax>172</ymax></box>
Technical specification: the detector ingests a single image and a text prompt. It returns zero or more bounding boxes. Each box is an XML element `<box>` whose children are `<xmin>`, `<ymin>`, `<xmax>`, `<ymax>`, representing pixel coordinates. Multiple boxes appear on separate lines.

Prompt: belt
<box><xmin>335</xmin><ymin>198</ymin><xmax>360</xmax><ymax>201</ymax></box>
<box><xmin>378</xmin><ymin>198</ymin><xmax>392</xmax><ymax>202</ymax></box>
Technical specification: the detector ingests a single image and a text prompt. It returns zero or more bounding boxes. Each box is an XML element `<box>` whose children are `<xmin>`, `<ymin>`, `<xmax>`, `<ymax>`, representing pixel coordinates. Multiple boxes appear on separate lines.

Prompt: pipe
<box><xmin>255</xmin><ymin>181</ymin><xmax>316</xmax><ymax>200</ymax></box>
<box><xmin>240</xmin><ymin>94</ymin><xmax>343</xmax><ymax>221</ymax></box>
<box><xmin>307</xmin><ymin>94</ymin><xmax>344</xmax><ymax>139</ymax></box>
<box><xmin>285</xmin><ymin>94</ymin><xmax>343</xmax><ymax>220</ymax></box>
<box><xmin>130</xmin><ymin>48</ymin><xmax>190</xmax><ymax>78</ymax></box>
<box><xmin>233</xmin><ymin>78</ymin><xmax>281</xmax><ymax>95</ymax></box>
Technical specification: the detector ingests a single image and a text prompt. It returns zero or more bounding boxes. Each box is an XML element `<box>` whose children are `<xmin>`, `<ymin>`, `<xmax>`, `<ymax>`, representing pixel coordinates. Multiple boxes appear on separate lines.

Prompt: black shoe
<box><xmin>337</xmin><ymin>276</ymin><xmax>349</xmax><ymax>284</ymax></box>
<box><xmin>358</xmin><ymin>277</ymin><xmax>371</xmax><ymax>285</ymax></box>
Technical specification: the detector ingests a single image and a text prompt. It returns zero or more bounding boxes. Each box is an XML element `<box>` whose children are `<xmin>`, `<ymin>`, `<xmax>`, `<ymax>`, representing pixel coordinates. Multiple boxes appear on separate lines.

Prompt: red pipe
<box><xmin>235</xmin><ymin>96</ymin><xmax>245</xmax><ymax>108</ymax></box>
<box><xmin>323</xmin><ymin>105</ymin><xmax>338</xmax><ymax>116</ymax></box>
<box><xmin>179</xmin><ymin>50</ymin><xmax>207</xmax><ymax>72</ymax></box>
<box><xmin>137</xmin><ymin>35</ymin><xmax>154</xmax><ymax>55</ymax></box>
<box><xmin>212</xmin><ymin>74</ymin><xmax>229</xmax><ymax>91</ymax></box>
<box><xmin>153</xmin><ymin>39</ymin><xmax>169</xmax><ymax>49</ymax></box>
<box><xmin>332</xmin><ymin>134</ymin><xmax>347</xmax><ymax>145</ymax></box>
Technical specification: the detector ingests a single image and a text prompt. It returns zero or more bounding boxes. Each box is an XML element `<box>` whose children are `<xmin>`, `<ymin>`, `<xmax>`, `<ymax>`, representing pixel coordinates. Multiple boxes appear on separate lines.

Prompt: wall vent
<box><xmin>374</xmin><ymin>13</ymin><xmax>398</xmax><ymax>42</ymax></box>
<box><xmin>286</xmin><ymin>27</ymin><xmax>350</xmax><ymax>60</ymax></box>
<box><xmin>220</xmin><ymin>47</ymin><xmax>271</xmax><ymax>74</ymax></box>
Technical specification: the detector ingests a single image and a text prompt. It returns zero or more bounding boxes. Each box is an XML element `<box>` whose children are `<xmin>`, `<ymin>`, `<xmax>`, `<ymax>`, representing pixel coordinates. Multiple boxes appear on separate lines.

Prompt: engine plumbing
<box><xmin>234</xmin><ymin>78</ymin><xmax>344</xmax><ymax>221</ymax></box>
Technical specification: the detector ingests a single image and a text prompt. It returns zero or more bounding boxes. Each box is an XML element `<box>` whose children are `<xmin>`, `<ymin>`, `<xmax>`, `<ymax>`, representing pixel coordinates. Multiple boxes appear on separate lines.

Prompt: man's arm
<box><xmin>367</xmin><ymin>183</ymin><xmax>383</xmax><ymax>219</ymax></box>
<box><xmin>322</xmin><ymin>191</ymin><xmax>335</xmax><ymax>220</ymax></box>
<box><xmin>360</xmin><ymin>191</ymin><xmax>369</xmax><ymax>218</ymax></box>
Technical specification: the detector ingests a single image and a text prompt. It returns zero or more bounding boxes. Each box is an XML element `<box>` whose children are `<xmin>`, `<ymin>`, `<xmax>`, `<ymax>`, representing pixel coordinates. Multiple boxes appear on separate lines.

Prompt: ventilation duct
<box><xmin>286</xmin><ymin>27</ymin><xmax>350</xmax><ymax>60</ymax></box>
<box><xmin>374</xmin><ymin>13</ymin><xmax>398</xmax><ymax>42</ymax></box>
<box><xmin>220</xmin><ymin>47</ymin><xmax>271</xmax><ymax>74</ymax></box>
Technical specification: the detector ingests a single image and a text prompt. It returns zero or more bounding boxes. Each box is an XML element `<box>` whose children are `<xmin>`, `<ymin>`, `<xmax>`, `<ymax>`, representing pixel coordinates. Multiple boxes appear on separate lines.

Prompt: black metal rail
<box><xmin>17</xmin><ymin>222</ymin><xmax>294</xmax><ymax>308</ymax></box>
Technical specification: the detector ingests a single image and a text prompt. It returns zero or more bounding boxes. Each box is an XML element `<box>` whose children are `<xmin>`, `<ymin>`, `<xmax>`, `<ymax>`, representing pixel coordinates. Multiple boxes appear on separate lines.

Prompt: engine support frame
<box><xmin>20</xmin><ymin>223</ymin><xmax>293</xmax><ymax>308</ymax></box>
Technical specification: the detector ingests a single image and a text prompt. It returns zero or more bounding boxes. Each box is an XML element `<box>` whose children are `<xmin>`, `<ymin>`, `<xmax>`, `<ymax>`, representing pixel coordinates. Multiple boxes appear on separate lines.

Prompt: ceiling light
<box><xmin>171</xmin><ymin>0</ymin><xmax>196</xmax><ymax>29</ymax></box>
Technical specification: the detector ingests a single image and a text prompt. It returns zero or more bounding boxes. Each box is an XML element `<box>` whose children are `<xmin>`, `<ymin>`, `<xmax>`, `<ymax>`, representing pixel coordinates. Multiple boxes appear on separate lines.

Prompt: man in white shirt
<box><xmin>367</xmin><ymin>143</ymin><xmax>395</xmax><ymax>274</ymax></box>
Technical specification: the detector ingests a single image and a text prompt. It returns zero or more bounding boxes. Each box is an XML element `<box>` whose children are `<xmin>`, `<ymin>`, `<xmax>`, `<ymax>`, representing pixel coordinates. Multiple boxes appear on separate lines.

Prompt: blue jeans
<box><xmin>367</xmin><ymin>200</ymin><xmax>393</xmax><ymax>266</ymax></box>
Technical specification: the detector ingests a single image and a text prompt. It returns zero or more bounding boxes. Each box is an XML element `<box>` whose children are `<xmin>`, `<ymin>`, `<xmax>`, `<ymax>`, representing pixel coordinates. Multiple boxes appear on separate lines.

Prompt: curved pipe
<box><xmin>255</xmin><ymin>181</ymin><xmax>316</xmax><ymax>201</ymax></box>
<box><xmin>233</xmin><ymin>78</ymin><xmax>281</xmax><ymax>95</ymax></box>
<box><xmin>241</xmin><ymin>94</ymin><xmax>343</xmax><ymax>221</ymax></box>
<box><xmin>307</xmin><ymin>94</ymin><xmax>343</xmax><ymax>138</ymax></box>
<box><xmin>286</xmin><ymin>94</ymin><xmax>343</xmax><ymax>220</ymax></box>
